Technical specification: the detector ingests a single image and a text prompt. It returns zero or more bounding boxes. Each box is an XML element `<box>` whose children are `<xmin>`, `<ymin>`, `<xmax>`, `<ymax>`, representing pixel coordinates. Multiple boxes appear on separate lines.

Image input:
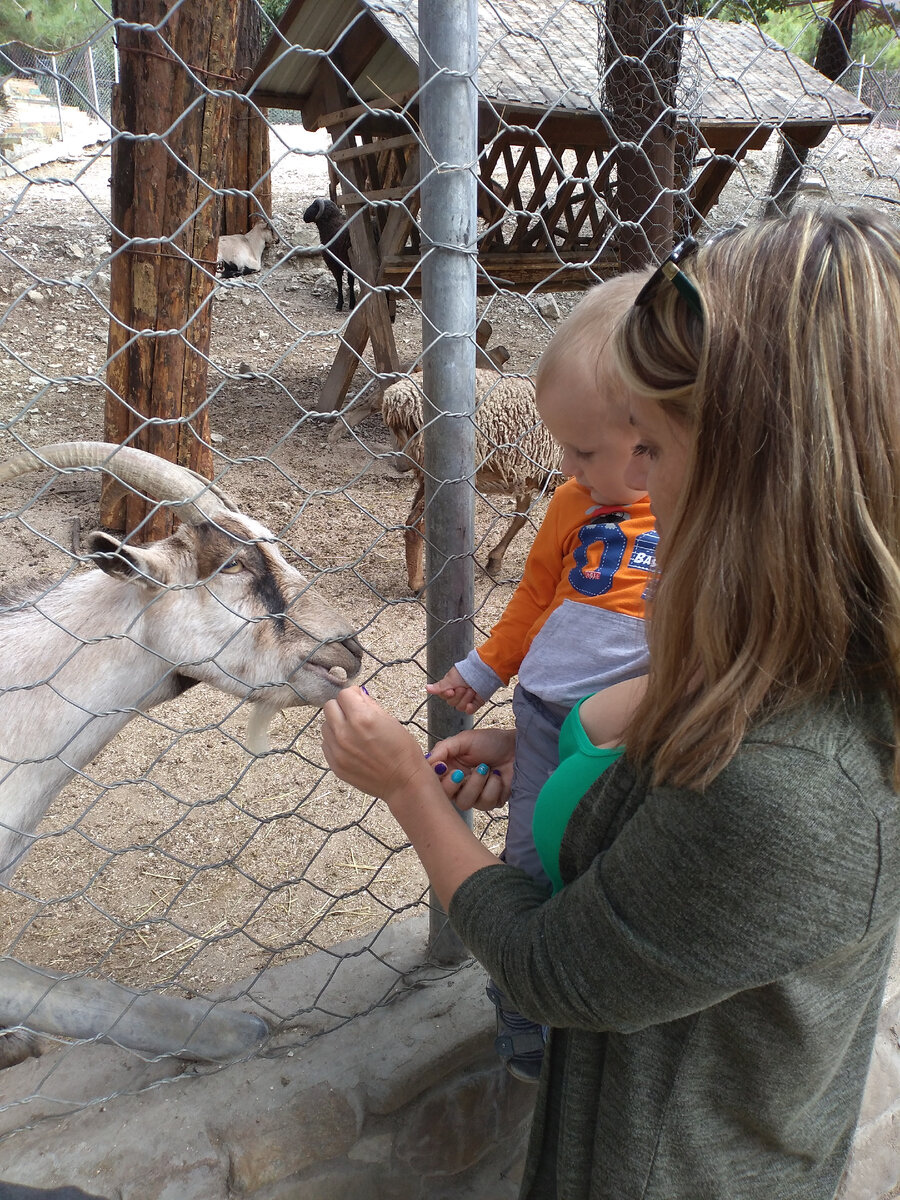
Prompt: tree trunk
<box><xmin>224</xmin><ymin>0</ymin><xmax>272</xmax><ymax>235</ymax></box>
<box><xmin>764</xmin><ymin>0</ymin><xmax>860</xmax><ymax>218</ymax></box>
<box><xmin>103</xmin><ymin>0</ymin><xmax>240</xmax><ymax>538</ymax></box>
<box><xmin>604</xmin><ymin>0</ymin><xmax>685</xmax><ymax>269</ymax></box>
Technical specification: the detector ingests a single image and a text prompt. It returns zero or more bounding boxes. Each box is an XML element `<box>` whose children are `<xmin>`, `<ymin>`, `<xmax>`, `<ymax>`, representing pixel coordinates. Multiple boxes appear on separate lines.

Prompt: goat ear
<box><xmin>86</xmin><ymin>531</ymin><xmax>170</xmax><ymax>586</ymax></box>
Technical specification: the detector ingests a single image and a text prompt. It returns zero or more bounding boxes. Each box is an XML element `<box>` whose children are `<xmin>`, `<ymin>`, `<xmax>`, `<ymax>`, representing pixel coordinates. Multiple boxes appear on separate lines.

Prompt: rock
<box><xmin>536</xmin><ymin>296</ymin><xmax>560</xmax><ymax>320</ymax></box>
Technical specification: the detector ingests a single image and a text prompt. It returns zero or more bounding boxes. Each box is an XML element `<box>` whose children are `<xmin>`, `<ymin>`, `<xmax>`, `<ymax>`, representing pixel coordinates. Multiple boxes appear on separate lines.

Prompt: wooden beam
<box><xmin>330</xmin><ymin>134</ymin><xmax>418</xmax><ymax>162</ymax></box>
<box><xmin>319</xmin><ymin>93</ymin><xmax>414</xmax><ymax>128</ymax></box>
<box><xmin>381</xmin><ymin>250</ymin><xmax>617</xmax><ymax>294</ymax></box>
<box><xmin>313</xmin><ymin>72</ymin><xmax>409</xmax><ymax>413</ymax></box>
<box><xmin>330</xmin><ymin>10</ymin><xmax>387</xmax><ymax>89</ymax></box>
<box><xmin>243</xmin><ymin>90</ymin><xmax>303</xmax><ymax>110</ymax></box>
<box><xmin>336</xmin><ymin>183</ymin><xmax>418</xmax><ymax>206</ymax></box>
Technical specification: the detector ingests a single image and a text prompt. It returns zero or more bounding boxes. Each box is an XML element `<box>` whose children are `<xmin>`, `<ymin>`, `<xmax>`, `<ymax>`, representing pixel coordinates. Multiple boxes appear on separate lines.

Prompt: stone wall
<box><xmin>0</xmin><ymin>917</ymin><xmax>534</xmax><ymax>1198</ymax></box>
<box><xmin>0</xmin><ymin>914</ymin><xmax>898</xmax><ymax>1198</ymax></box>
<box><xmin>0</xmin><ymin>76</ymin><xmax>106</xmax><ymax>176</ymax></box>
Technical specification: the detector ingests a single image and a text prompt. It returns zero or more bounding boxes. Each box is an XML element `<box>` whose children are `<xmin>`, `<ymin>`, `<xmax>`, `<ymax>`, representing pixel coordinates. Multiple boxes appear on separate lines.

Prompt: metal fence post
<box><xmin>50</xmin><ymin>55</ymin><xmax>64</xmax><ymax>140</ymax></box>
<box><xmin>86</xmin><ymin>44</ymin><xmax>101</xmax><ymax>119</ymax></box>
<box><xmin>419</xmin><ymin>0</ymin><xmax>479</xmax><ymax>963</ymax></box>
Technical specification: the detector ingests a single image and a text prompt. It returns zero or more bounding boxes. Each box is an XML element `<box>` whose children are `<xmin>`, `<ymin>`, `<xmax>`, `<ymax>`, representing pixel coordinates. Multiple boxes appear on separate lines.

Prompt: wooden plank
<box><xmin>336</xmin><ymin>184</ymin><xmax>417</xmax><ymax>206</ymax></box>
<box><xmin>329</xmin><ymin>10</ymin><xmax>386</xmax><ymax>89</ymax></box>
<box><xmin>313</xmin><ymin>71</ymin><xmax>402</xmax><ymax>412</ymax></box>
<box><xmin>330</xmin><ymin>134</ymin><xmax>418</xmax><ymax>161</ymax></box>
<box><xmin>319</xmin><ymin>93</ymin><xmax>414</xmax><ymax>128</ymax></box>
<box><xmin>300</xmin><ymin>59</ymin><xmax>333</xmax><ymax>130</ymax></box>
<box><xmin>381</xmin><ymin>250</ymin><xmax>618</xmax><ymax>294</ymax></box>
<box><xmin>244</xmin><ymin>89</ymin><xmax>303</xmax><ymax>110</ymax></box>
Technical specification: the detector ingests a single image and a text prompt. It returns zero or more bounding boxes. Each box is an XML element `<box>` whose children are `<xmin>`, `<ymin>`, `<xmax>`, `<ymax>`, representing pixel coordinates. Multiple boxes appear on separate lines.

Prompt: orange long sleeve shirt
<box><xmin>456</xmin><ymin>479</ymin><xmax>657</xmax><ymax>707</ymax></box>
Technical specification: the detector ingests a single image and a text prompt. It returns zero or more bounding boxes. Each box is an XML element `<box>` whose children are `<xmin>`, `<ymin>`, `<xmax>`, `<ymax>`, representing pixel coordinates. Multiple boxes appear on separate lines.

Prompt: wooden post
<box><xmin>311</xmin><ymin>71</ymin><xmax>405</xmax><ymax>413</ymax></box>
<box><xmin>764</xmin><ymin>0</ymin><xmax>861</xmax><ymax>218</ymax></box>
<box><xmin>604</xmin><ymin>0</ymin><xmax>684</xmax><ymax>268</ymax></box>
<box><xmin>103</xmin><ymin>0</ymin><xmax>240</xmax><ymax>538</ymax></box>
<box><xmin>225</xmin><ymin>0</ymin><xmax>272</xmax><ymax>234</ymax></box>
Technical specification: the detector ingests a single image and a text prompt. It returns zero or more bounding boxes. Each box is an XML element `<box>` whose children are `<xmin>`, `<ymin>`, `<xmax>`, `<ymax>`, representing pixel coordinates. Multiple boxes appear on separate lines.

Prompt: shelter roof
<box><xmin>248</xmin><ymin>0</ymin><xmax>871</xmax><ymax>129</ymax></box>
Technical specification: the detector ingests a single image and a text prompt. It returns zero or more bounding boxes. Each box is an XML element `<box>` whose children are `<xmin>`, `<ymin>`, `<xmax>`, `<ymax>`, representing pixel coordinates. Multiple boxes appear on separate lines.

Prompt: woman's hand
<box><xmin>321</xmin><ymin>688</ymin><xmax>501</xmax><ymax>908</ymax></box>
<box><xmin>322</xmin><ymin>687</ymin><xmax>431</xmax><ymax>805</ymax></box>
<box><xmin>429</xmin><ymin>727</ymin><xmax>516</xmax><ymax>811</ymax></box>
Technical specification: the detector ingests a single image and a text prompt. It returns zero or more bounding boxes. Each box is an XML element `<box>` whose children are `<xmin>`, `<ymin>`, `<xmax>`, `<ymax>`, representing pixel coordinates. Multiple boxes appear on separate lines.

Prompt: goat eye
<box><xmin>219</xmin><ymin>559</ymin><xmax>244</xmax><ymax>574</ymax></box>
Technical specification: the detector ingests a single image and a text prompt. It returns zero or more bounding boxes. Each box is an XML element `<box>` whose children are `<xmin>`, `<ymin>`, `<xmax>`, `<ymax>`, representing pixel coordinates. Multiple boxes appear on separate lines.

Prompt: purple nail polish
<box><xmin>361</xmin><ymin>686</ymin><xmax>370</xmax><ymax>696</ymax></box>
<box><xmin>492</xmin><ymin>770</ymin><xmax>502</xmax><ymax>778</ymax></box>
<box><xmin>424</xmin><ymin>751</ymin><xmax>431</xmax><ymax>759</ymax></box>
<box><xmin>433</xmin><ymin>762</ymin><xmax>447</xmax><ymax>776</ymax></box>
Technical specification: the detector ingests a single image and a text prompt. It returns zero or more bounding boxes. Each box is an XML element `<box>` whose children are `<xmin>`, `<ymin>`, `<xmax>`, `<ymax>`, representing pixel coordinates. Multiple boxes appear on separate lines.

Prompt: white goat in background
<box><xmin>217</xmin><ymin>216</ymin><xmax>277</xmax><ymax>277</ymax></box>
<box><xmin>0</xmin><ymin>442</ymin><xmax>363</xmax><ymax>1068</ymax></box>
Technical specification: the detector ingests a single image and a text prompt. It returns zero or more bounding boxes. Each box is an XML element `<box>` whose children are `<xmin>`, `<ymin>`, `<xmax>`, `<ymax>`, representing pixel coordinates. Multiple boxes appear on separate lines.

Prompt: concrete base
<box><xmin>1</xmin><ymin>914</ymin><xmax>899</xmax><ymax>1198</ymax></box>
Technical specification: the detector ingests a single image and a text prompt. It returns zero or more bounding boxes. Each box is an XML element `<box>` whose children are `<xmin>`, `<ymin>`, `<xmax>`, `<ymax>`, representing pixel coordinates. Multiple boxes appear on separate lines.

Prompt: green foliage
<box><xmin>698</xmin><ymin>0</ymin><xmax>796</xmax><ymax>25</ymax></box>
<box><xmin>260</xmin><ymin>0</ymin><xmax>290</xmax><ymax>23</ymax></box>
<box><xmin>0</xmin><ymin>0</ymin><xmax>108</xmax><ymax>52</ymax></box>
<box><xmin>762</xmin><ymin>4</ymin><xmax>900</xmax><ymax>70</ymax></box>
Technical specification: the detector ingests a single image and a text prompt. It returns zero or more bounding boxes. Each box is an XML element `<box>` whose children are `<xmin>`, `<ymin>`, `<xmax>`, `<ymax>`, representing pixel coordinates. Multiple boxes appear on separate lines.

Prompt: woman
<box><xmin>321</xmin><ymin>206</ymin><xmax>900</xmax><ymax>1199</ymax></box>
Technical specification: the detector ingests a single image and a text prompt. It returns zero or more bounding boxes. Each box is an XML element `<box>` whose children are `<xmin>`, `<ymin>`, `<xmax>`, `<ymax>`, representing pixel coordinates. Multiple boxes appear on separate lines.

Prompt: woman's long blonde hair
<box><xmin>616</xmin><ymin>207</ymin><xmax>900</xmax><ymax>789</ymax></box>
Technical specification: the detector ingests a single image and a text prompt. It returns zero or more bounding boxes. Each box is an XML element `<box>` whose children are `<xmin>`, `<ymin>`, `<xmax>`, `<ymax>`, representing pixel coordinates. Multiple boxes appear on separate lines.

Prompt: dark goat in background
<box><xmin>303</xmin><ymin>198</ymin><xmax>356</xmax><ymax>312</ymax></box>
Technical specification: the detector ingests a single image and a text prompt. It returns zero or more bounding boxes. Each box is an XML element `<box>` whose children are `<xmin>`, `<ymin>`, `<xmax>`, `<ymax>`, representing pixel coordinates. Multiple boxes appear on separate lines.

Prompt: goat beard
<box><xmin>245</xmin><ymin>701</ymin><xmax>282</xmax><ymax>755</ymax></box>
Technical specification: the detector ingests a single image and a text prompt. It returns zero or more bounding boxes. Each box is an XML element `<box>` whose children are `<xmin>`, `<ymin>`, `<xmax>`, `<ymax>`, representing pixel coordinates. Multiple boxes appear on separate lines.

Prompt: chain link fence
<box><xmin>1</xmin><ymin>0</ymin><xmax>900</xmax><ymax>1183</ymax></box>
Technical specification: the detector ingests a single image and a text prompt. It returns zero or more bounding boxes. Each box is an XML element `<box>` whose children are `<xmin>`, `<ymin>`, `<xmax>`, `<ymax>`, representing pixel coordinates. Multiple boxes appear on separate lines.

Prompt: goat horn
<box><xmin>0</xmin><ymin>442</ymin><xmax>239</xmax><ymax>524</ymax></box>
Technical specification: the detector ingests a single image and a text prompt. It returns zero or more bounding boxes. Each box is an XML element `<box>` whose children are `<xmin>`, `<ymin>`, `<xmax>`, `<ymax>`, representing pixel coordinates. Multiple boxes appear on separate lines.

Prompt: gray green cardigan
<box><xmin>449</xmin><ymin>694</ymin><xmax>900</xmax><ymax>1199</ymax></box>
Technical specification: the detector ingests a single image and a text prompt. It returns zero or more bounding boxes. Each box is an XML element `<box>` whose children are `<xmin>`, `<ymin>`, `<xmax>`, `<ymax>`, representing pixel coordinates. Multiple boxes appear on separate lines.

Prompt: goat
<box><xmin>0</xmin><ymin>442</ymin><xmax>363</xmax><ymax>1068</ymax></box>
<box><xmin>381</xmin><ymin>370</ymin><xmax>561</xmax><ymax>593</ymax></box>
<box><xmin>217</xmin><ymin>216</ymin><xmax>276</xmax><ymax>278</ymax></box>
<box><xmin>303</xmin><ymin>197</ymin><xmax>355</xmax><ymax>312</ymax></box>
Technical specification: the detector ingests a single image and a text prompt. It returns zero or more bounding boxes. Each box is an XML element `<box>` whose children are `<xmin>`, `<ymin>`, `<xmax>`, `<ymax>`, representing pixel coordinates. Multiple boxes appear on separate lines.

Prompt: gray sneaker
<box><xmin>486</xmin><ymin>982</ymin><xmax>546</xmax><ymax>1083</ymax></box>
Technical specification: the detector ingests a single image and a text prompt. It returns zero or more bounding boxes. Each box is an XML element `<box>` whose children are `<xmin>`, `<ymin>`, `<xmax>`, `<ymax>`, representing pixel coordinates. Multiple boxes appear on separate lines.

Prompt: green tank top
<box><xmin>532</xmin><ymin>695</ymin><xmax>625</xmax><ymax>893</ymax></box>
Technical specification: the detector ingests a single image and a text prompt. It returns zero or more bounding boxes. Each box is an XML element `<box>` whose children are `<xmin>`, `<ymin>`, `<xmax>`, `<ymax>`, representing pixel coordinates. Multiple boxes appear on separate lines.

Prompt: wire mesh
<box><xmin>0</xmin><ymin>0</ymin><xmax>899</xmax><ymax>1165</ymax></box>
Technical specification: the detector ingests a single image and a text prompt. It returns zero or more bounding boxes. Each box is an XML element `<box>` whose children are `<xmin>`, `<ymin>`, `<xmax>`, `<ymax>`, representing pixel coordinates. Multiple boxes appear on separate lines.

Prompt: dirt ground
<box><xmin>0</xmin><ymin>120</ymin><xmax>897</xmax><ymax>1003</ymax></box>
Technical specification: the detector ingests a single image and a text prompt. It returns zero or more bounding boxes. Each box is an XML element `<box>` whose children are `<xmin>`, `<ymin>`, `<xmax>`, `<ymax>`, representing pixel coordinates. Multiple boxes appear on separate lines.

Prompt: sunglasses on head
<box><xmin>634</xmin><ymin>236</ymin><xmax>702</xmax><ymax>317</ymax></box>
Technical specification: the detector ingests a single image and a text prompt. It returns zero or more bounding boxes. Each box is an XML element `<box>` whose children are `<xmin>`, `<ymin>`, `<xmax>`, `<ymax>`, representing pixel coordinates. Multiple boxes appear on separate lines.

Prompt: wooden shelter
<box><xmin>247</xmin><ymin>0</ymin><xmax>871</xmax><ymax>410</ymax></box>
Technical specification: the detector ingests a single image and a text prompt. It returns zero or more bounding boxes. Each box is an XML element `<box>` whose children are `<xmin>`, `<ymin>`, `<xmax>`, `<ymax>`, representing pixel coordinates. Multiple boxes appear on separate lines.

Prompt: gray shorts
<box><xmin>505</xmin><ymin>685</ymin><xmax>570</xmax><ymax>887</ymax></box>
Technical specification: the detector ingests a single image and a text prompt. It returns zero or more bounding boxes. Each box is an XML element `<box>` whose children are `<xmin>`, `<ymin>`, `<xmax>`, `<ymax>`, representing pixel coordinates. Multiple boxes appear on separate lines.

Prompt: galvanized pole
<box><xmin>419</xmin><ymin>0</ymin><xmax>479</xmax><ymax>962</ymax></box>
<box><xmin>50</xmin><ymin>57</ymin><xmax>64</xmax><ymax>140</ymax></box>
<box><xmin>86</xmin><ymin>44</ymin><xmax>102</xmax><ymax>124</ymax></box>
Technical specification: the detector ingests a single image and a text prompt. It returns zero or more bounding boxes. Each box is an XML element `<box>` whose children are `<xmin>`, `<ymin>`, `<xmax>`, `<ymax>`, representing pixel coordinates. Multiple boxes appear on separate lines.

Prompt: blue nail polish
<box><xmin>476</xmin><ymin>763</ymin><xmax>490</xmax><ymax>776</ymax></box>
<box><xmin>433</xmin><ymin>762</ymin><xmax>447</xmax><ymax>776</ymax></box>
<box><xmin>361</xmin><ymin>686</ymin><xmax>370</xmax><ymax>696</ymax></box>
<box><xmin>451</xmin><ymin>769</ymin><xmax>465</xmax><ymax>784</ymax></box>
<box><xmin>424</xmin><ymin>751</ymin><xmax>431</xmax><ymax>759</ymax></box>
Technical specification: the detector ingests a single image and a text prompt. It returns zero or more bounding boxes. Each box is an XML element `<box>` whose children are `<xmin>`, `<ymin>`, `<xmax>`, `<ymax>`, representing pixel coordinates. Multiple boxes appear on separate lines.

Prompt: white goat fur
<box><xmin>0</xmin><ymin>509</ymin><xmax>361</xmax><ymax>885</ymax></box>
<box><xmin>381</xmin><ymin>368</ymin><xmax>560</xmax><ymax>592</ymax></box>
<box><xmin>217</xmin><ymin>217</ymin><xmax>276</xmax><ymax>276</ymax></box>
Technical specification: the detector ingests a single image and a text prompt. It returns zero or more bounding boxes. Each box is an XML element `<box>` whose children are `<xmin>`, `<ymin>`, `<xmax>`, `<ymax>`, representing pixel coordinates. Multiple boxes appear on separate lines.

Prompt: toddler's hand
<box><xmin>425</xmin><ymin>665</ymin><xmax>485</xmax><ymax>714</ymax></box>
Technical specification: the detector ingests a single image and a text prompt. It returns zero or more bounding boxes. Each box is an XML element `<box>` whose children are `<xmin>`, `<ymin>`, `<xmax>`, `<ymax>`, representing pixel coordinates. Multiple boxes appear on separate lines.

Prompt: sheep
<box><xmin>217</xmin><ymin>216</ymin><xmax>276</xmax><ymax>278</ymax></box>
<box><xmin>0</xmin><ymin>441</ymin><xmax>363</xmax><ymax>1069</ymax></box>
<box><xmin>303</xmin><ymin>197</ymin><xmax>356</xmax><ymax>311</ymax></box>
<box><xmin>381</xmin><ymin>369</ymin><xmax>561</xmax><ymax>593</ymax></box>
<box><xmin>326</xmin><ymin>318</ymin><xmax>510</xmax><ymax>445</ymax></box>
